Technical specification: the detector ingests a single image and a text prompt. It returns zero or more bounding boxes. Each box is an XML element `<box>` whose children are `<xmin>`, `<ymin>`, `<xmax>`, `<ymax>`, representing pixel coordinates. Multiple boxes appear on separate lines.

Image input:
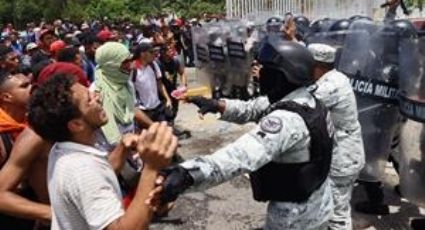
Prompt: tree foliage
<box><xmin>405</xmin><ymin>0</ymin><xmax>424</xmax><ymax>11</ymax></box>
<box><xmin>0</xmin><ymin>0</ymin><xmax>226</xmax><ymax>27</ymax></box>
<box><xmin>1</xmin><ymin>0</ymin><xmax>424</xmax><ymax>28</ymax></box>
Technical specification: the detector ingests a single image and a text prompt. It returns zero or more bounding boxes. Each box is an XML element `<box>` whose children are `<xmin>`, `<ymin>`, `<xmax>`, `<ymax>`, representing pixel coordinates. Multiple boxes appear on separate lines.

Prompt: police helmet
<box><xmin>294</xmin><ymin>16</ymin><xmax>310</xmax><ymax>28</ymax></box>
<box><xmin>266</xmin><ymin>17</ymin><xmax>283</xmax><ymax>33</ymax></box>
<box><xmin>390</xmin><ymin>19</ymin><xmax>418</xmax><ymax>39</ymax></box>
<box><xmin>267</xmin><ymin>16</ymin><xmax>283</xmax><ymax>25</ymax></box>
<box><xmin>349</xmin><ymin>15</ymin><xmax>373</xmax><ymax>21</ymax></box>
<box><xmin>257</xmin><ymin>35</ymin><xmax>315</xmax><ymax>86</ymax></box>
<box><xmin>309</xmin><ymin>18</ymin><xmax>336</xmax><ymax>33</ymax></box>
<box><xmin>294</xmin><ymin>16</ymin><xmax>311</xmax><ymax>38</ymax></box>
<box><xmin>329</xmin><ymin>19</ymin><xmax>352</xmax><ymax>32</ymax></box>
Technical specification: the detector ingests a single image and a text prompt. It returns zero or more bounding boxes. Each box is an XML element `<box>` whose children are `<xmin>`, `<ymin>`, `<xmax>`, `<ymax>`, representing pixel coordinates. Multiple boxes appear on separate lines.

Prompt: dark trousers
<box><xmin>183</xmin><ymin>47</ymin><xmax>194</xmax><ymax>65</ymax></box>
<box><xmin>143</xmin><ymin>104</ymin><xmax>168</xmax><ymax>122</ymax></box>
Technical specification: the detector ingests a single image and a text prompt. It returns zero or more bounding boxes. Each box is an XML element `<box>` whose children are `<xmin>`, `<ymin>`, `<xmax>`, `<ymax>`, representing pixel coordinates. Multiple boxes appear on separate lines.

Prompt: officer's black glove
<box><xmin>187</xmin><ymin>96</ymin><xmax>220</xmax><ymax>115</ymax></box>
<box><xmin>160</xmin><ymin>165</ymin><xmax>195</xmax><ymax>204</ymax></box>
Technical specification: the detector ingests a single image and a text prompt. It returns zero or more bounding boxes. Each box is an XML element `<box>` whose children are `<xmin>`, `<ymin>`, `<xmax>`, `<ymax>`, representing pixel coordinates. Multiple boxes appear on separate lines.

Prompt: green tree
<box><xmin>405</xmin><ymin>0</ymin><xmax>424</xmax><ymax>11</ymax></box>
<box><xmin>0</xmin><ymin>0</ymin><xmax>227</xmax><ymax>27</ymax></box>
<box><xmin>171</xmin><ymin>0</ymin><xmax>225</xmax><ymax>18</ymax></box>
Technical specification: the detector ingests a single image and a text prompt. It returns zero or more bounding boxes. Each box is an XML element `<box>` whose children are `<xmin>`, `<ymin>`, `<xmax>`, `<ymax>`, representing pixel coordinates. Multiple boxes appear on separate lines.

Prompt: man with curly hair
<box><xmin>28</xmin><ymin>73</ymin><xmax>177</xmax><ymax>230</ymax></box>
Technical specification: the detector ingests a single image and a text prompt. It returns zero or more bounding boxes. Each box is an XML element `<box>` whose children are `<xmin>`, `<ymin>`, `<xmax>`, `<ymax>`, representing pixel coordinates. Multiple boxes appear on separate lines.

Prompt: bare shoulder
<box><xmin>10</xmin><ymin>128</ymin><xmax>51</xmax><ymax>164</ymax></box>
<box><xmin>0</xmin><ymin>128</ymin><xmax>49</xmax><ymax>190</ymax></box>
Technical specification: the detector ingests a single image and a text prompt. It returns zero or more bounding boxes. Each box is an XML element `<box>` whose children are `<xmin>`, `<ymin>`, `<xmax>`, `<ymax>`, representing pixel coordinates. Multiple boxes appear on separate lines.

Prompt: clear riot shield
<box><xmin>306</xmin><ymin>19</ymin><xmax>338</xmax><ymax>38</ymax></box>
<box><xmin>246</xmin><ymin>25</ymin><xmax>267</xmax><ymax>57</ymax></box>
<box><xmin>192</xmin><ymin>25</ymin><xmax>211</xmax><ymax>86</ymax></box>
<box><xmin>226</xmin><ymin>20</ymin><xmax>251</xmax><ymax>99</ymax></box>
<box><xmin>305</xmin><ymin>30</ymin><xmax>360</xmax><ymax>65</ymax></box>
<box><xmin>398</xmin><ymin>37</ymin><xmax>425</xmax><ymax>207</ymax></box>
<box><xmin>205</xmin><ymin>21</ymin><xmax>231</xmax><ymax>98</ymax></box>
<box><xmin>337</xmin><ymin>22</ymin><xmax>401</xmax><ymax>182</ymax></box>
<box><xmin>305</xmin><ymin>30</ymin><xmax>355</xmax><ymax>48</ymax></box>
<box><xmin>244</xmin><ymin>24</ymin><xmax>266</xmax><ymax>98</ymax></box>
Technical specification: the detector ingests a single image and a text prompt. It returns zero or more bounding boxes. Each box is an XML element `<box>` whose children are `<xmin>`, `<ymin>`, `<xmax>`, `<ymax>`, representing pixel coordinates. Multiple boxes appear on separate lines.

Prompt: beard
<box><xmin>85</xmin><ymin>110</ymin><xmax>108</xmax><ymax>131</ymax></box>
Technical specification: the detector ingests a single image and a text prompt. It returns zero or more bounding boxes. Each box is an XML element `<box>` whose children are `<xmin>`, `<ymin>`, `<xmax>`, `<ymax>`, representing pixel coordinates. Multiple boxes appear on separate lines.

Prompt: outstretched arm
<box><xmin>158</xmin><ymin>111</ymin><xmax>309</xmax><ymax>203</ymax></box>
<box><xmin>187</xmin><ymin>96</ymin><xmax>270</xmax><ymax>123</ymax></box>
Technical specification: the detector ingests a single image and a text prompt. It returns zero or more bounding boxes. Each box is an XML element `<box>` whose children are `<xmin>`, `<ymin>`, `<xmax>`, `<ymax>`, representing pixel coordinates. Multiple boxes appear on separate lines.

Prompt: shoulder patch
<box><xmin>260</xmin><ymin>116</ymin><xmax>283</xmax><ymax>134</ymax></box>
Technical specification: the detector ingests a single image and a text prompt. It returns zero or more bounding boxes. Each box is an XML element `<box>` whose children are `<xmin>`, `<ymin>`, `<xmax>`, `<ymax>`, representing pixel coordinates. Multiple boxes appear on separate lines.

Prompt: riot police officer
<box><xmin>308</xmin><ymin>43</ymin><xmax>365</xmax><ymax>230</ymax></box>
<box><xmin>154</xmin><ymin>36</ymin><xmax>335</xmax><ymax>230</ymax></box>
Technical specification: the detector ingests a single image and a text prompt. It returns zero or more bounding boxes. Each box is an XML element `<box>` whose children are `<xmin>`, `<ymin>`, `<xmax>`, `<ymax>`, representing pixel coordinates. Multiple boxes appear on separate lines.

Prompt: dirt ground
<box><xmin>150</xmin><ymin>68</ymin><xmax>425</xmax><ymax>230</ymax></box>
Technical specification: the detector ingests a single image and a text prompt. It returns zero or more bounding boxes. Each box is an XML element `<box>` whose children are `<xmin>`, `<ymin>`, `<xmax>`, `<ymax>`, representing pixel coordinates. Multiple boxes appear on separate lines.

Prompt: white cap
<box><xmin>137</xmin><ymin>37</ymin><xmax>152</xmax><ymax>45</ymax></box>
<box><xmin>73</xmin><ymin>30</ymin><xmax>82</xmax><ymax>36</ymax></box>
<box><xmin>307</xmin><ymin>43</ymin><xmax>337</xmax><ymax>63</ymax></box>
<box><xmin>26</xmin><ymin>42</ymin><xmax>38</xmax><ymax>51</ymax></box>
<box><xmin>81</xmin><ymin>23</ymin><xmax>89</xmax><ymax>30</ymax></box>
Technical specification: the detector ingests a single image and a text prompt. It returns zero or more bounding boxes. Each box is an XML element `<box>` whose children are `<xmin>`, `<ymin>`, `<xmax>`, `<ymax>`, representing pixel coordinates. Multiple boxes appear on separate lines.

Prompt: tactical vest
<box><xmin>250</xmin><ymin>97</ymin><xmax>333</xmax><ymax>203</ymax></box>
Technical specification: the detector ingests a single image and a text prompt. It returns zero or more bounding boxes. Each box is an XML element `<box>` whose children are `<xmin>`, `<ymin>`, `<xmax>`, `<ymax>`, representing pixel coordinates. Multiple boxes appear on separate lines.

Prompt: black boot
<box><xmin>411</xmin><ymin>218</ymin><xmax>425</xmax><ymax>230</ymax></box>
<box><xmin>355</xmin><ymin>201</ymin><xmax>390</xmax><ymax>215</ymax></box>
<box><xmin>355</xmin><ymin>181</ymin><xmax>390</xmax><ymax>215</ymax></box>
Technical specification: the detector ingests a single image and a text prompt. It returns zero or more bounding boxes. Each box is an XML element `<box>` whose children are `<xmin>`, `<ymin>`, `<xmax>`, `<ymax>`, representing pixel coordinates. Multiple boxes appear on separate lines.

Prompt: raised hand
<box><xmin>121</xmin><ymin>133</ymin><xmax>140</xmax><ymax>151</ymax></box>
<box><xmin>136</xmin><ymin>122</ymin><xmax>178</xmax><ymax>170</ymax></box>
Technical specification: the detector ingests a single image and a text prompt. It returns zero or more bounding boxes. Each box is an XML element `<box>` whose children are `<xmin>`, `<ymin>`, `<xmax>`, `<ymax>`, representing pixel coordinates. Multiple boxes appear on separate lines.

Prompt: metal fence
<box><xmin>226</xmin><ymin>0</ymin><xmax>380</xmax><ymax>20</ymax></box>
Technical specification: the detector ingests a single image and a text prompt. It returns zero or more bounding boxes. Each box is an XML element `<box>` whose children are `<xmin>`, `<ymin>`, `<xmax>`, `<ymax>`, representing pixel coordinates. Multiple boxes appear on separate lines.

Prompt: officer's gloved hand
<box><xmin>160</xmin><ymin>165</ymin><xmax>195</xmax><ymax>204</ymax></box>
<box><xmin>187</xmin><ymin>96</ymin><xmax>220</xmax><ymax>115</ymax></box>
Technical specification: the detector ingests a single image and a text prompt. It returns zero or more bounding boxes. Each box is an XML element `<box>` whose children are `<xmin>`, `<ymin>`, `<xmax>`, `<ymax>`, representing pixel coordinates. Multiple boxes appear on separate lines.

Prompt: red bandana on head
<box><xmin>36</xmin><ymin>62</ymin><xmax>90</xmax><ymax>87</ymax></box>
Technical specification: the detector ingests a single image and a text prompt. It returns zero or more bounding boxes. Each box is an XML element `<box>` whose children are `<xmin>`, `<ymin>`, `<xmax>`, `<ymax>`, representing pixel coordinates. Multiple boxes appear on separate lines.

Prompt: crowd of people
<box><xmin>0</xmin><ymin>15</ymin><xmax>202</xmax><ymax>135</ymax></box>
<box><xmin>0</xmin><ymin>0</ymin><xmax>424</xmax><ymax>229</ymax></box>
<box><xmin>0</xmin><ymin>14</ymin><xmax>206</xmax><ymax>230</ymax></box>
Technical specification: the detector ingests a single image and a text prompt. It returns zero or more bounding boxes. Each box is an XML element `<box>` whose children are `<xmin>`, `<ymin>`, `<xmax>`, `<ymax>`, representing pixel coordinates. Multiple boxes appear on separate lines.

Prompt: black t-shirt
<box><xmin>30</xmin><ymin>49</ymin><xmax>50</xmax><ymax>67</ymax></box>
<box><xmin>160</xmin><ymin>57</ymin><xmax>181</xmax><ymax>87</ymax></box>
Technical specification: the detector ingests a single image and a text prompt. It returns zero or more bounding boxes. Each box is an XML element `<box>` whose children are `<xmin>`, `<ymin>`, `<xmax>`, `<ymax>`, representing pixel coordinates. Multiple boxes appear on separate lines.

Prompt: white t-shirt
<box><xmin>133</xmin><ymin>61</ymin><xmax>162</xmax><ymax>110</ymax></box>
<box><xmin>48</xmin><ymin>142</ymin><xmax>124</xmax><ymax>230</ymax></box>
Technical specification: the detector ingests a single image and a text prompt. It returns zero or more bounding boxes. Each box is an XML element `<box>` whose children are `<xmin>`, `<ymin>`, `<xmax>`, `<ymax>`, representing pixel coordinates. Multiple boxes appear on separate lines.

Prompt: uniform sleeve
<box><xmin>181</xmin><ymin>111</ymin><xmax>308</xmax><ymax>190</ymax></box>
<box><xmin>66</xmin><ymin>163</ymin><xmax>124</xmax><ymax>230</ymax></box>
<box><xmin>311</xmin><ymin>78</ymin><xmax>340</xmax><ymax>109</ymax></box>
<box><xmin>220</xmin><ymin>96</ymin><xmax>271</xmax><ymax>124</ymax></box>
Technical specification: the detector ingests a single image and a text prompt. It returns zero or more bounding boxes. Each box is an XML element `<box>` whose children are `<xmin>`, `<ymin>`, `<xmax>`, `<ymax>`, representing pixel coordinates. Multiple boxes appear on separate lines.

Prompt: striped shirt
<box><xmin>48</xmin><ymin>142</ymin><xmax>124</xmax><ymax>230</ymax></box>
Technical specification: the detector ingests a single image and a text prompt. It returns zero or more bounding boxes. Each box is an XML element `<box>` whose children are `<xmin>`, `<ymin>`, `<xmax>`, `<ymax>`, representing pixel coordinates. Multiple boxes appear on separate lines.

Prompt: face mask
<box><xmin>259</xmin><ymin>67</ymin><xmax>278</xmax><ymax>95</ymax></box>
<box><xmin>259</xmin><ymin>67</ymin><xmax>298</xmax><ymax>104</ymax></box>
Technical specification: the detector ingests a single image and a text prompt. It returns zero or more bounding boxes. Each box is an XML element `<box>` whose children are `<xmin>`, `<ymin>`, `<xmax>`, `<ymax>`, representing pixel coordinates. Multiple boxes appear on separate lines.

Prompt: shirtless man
<box><xmin>0</xmin><ymin>70</ymin><xmax>50</xmax><ymax>229</ymax></box>
<box><xmin>0</xmin><ymin>128</ymin><xmax>52</xmax><ymax>228</ymax></box>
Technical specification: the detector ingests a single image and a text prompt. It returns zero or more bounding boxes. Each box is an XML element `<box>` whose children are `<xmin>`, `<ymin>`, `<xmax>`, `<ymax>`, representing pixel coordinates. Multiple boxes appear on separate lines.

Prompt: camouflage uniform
<box><xmin>209</xmin><ymin>69</ymin><xmax>363</xmax><ymax>229</ymax></box>
<box><xmin>181</xmin><ymin>87</ymin><xmax>334</xmax><ymax>230</ymax></box>
<box><xmin>309</xmin><ymin>69</ymin><xmax>365</xmax><ymax>230</ymax></box>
